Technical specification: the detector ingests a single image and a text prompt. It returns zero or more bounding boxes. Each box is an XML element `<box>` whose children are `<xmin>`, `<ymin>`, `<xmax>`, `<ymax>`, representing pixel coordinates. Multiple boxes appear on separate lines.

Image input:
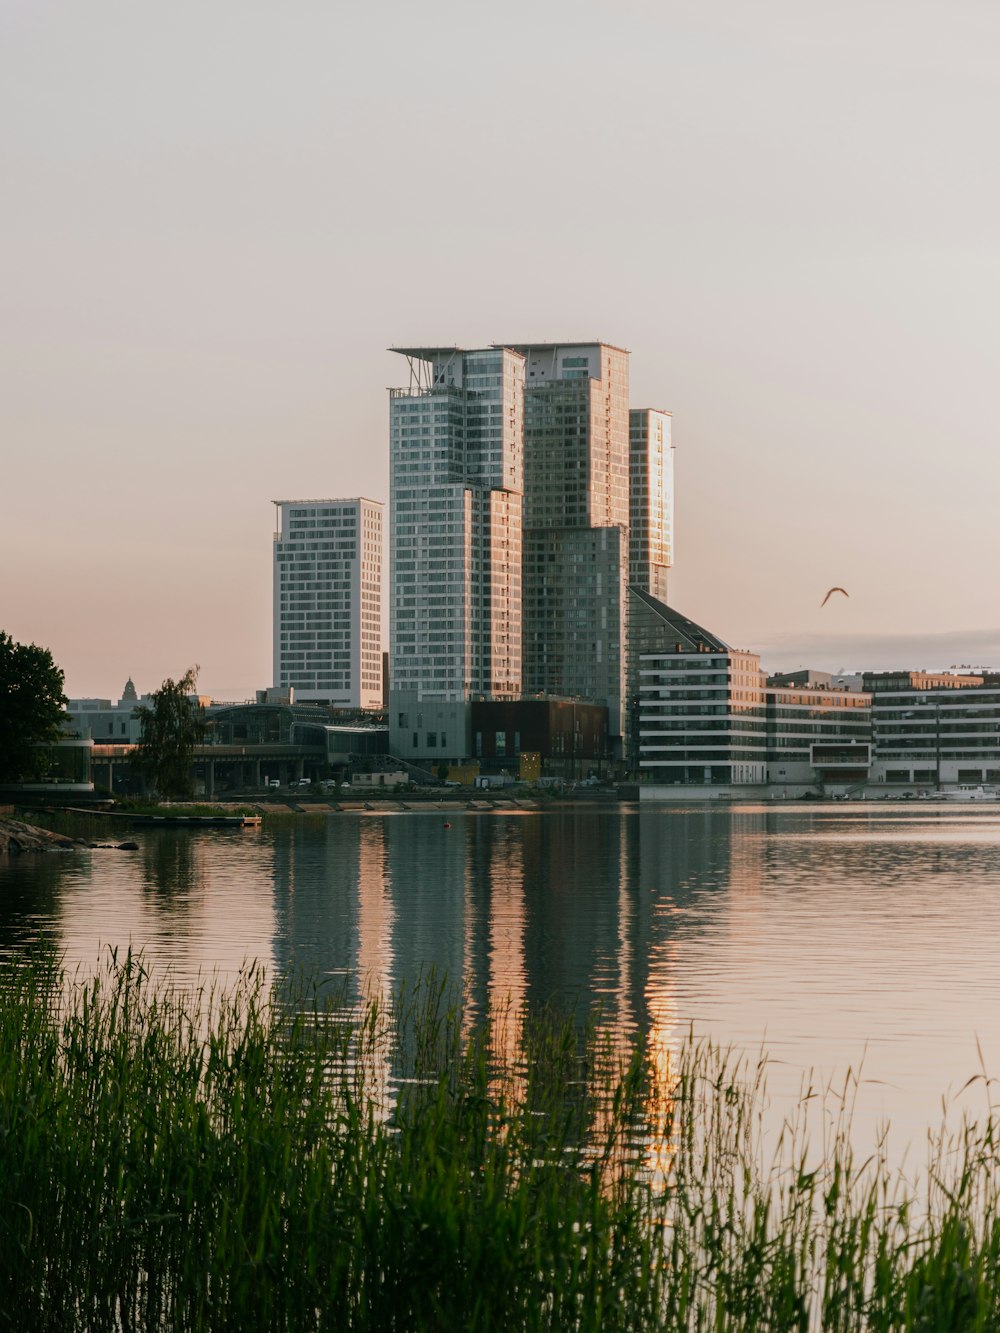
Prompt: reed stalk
<box><xmin>2</xmin><ymin>951</ymin><xmax>1000</xmax><ymax>1329</ymax></box>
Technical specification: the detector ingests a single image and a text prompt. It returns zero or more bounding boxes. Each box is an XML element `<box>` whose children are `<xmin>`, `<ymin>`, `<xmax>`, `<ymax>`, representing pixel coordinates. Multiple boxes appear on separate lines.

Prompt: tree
<box><xmin>133</xmin><ymin>667</ymin><xmax>208</xmax><ymax>799</ymax></box>
<box><xmin>0</xmin><ymin>632</ymin><xmax>68</xmax><ymax>783</ymax></box>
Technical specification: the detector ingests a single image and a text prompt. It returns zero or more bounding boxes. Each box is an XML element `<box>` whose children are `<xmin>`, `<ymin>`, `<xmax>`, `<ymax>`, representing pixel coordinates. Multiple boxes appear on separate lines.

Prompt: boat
<box><xmin>940</xmin><ymin>785</ymin><xmax>1000</xmax><ymax>802</ymax></box>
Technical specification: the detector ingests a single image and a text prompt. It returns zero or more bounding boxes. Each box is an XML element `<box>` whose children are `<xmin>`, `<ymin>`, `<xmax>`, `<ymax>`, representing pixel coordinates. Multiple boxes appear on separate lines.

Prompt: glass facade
<box><xmin>389</xmin><ymin>348</ymin><xmax>524</xmax><ymax>703</ymax></box>
<box><xmin>512</xmin><ymin>343</ymin><xmax>631</xmax><ymax>739</ymax></box>
<box><xmin>629</xmin><ymin>408</ymin><xmax>673</xmax><ymax>602</ymax></box>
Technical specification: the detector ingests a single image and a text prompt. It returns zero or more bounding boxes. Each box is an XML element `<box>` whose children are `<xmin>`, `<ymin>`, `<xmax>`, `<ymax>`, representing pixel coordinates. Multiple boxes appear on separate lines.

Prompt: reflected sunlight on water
<box><xmin>3</xmin><ymin>804</ymin><xmax>1000</xmax><ymax>1154</ymax></box>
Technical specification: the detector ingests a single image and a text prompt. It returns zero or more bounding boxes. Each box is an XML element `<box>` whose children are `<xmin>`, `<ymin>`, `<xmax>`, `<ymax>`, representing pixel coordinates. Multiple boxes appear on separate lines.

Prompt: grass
<box><xmin>3</xmin><ymin>954</ymin><xmax>1000</xmax><ymax>1329</ymax></box>
<box><xmin>114</xmin><ymin>800</ymin><xmax>260</xmax><ymax>818</ymax></box>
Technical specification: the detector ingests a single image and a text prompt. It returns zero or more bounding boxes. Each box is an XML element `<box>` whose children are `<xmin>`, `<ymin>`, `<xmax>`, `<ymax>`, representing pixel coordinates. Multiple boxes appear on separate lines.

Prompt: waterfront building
<box><xmin>629</xmin><ymin>408</ymin><xmax>674</xmax><ymax>602</ymax></box>
<box><xmin>631</xmin><ymin>592</ymin><xmax>874</xmax><ymax>792</ymax></box>
<box><xmin>631</xmin><ymin>591</ymin><xmax>768</xmax><ymax>787</ymax></box>
<box><xmin>504</xmin><ymin>341</ymin><xmax>631</xmax><ymax>743</ymax></box>
<box><xmin>766</xmin><ymin>678</ymin><xmax>872</xmax><ymax>787</ymax></box>
<box><xmin>272</xmin><ymin>498</ymin><xmax>383</xmax><ymax>709</ymax></box>
<box><xmin>864</xmin><ymin>671</ymin><xmax>1000</xmax><ymax>788</ymax></box>
<box><xmin>387</xmin><ymin>347</ymin><xmax>524</xmax><ymax>759</ymax></box>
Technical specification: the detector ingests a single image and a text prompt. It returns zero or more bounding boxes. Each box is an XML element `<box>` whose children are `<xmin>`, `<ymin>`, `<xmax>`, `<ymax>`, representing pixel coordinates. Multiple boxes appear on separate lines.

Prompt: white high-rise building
<box><xmin>387</xmin><ymin>346</ymin><xmax>524</xmax><ymax>762</ymax></box>
<box><xmin>389</xmin><ymin>347</ymin><xmax>524</xmax><ymax>703</ymax></box>
<box><xmin>629</xmin><ymin>408</ymin><xmax>674</xmax><ymax>602</ymax></box>
<box><xmin>272</xmin><ymin>497</ymin><xmax>383</xmax><ymax>708</ymax></box>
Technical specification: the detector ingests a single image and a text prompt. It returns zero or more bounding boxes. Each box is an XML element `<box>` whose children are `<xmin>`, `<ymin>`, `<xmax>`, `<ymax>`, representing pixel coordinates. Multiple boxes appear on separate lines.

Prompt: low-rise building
<box><xmin>631</xmin><ymin>591</ymin><xmax>768</xmax><ymax>787</ymax></box>
<box><xmin>632</xmin><ymin>592</ymin><xmax>873</xmax><ymax>794</ymax></box>
<box><xmin>766</xmin><ymin>678</ymin><xmax>871</xmax><ymax>787</ymax></box>
<box><xmin>388</xmin><ymin>691</ymin><xmax>472</xmax><ymax>769</ymax></box>
<box><xmin>864</xmin><ymin>671</ymin><xmax>1000</xmax><ymax>788</ymax></box>
<box><xmin>470</xmin><ymin>698</ymin><xmax>609</xmax><ymax>779</ymax></box>
<box><xmin>66</xmin><ymin>677</ymin><xmax>144</xmax><ymax>744</ymax></box>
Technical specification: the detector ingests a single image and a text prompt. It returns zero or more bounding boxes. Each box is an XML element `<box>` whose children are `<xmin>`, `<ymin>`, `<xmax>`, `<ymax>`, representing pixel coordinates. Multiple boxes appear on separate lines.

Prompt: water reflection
<box><xmin>0</xmin><ymin>849</ymin><xmax>74</xmax><ymax>954</ymax></box>
<box><xmin>4</xmin><ymin>806</ymin><xmax>1000</xmax><ymax>1148</ymax></box>
<box><xmin>139</xmin><ymin>832</ymin><xmax>203</xmax><ymax>906</ymax></box>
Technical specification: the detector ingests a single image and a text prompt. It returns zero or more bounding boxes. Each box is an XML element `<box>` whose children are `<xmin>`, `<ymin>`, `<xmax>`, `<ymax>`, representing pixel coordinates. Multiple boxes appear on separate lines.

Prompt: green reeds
<box><xmin>3</xmin><ymin>953</ymin><xmax>1000</xmax><ymax>1330</ymax></box>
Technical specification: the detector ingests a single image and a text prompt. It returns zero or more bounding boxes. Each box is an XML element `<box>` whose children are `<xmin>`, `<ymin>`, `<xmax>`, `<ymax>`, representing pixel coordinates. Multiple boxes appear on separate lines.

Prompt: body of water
<box><xmin>4</xmin><ymin>802</ymin><xmax>1000</xmax><ymax>1151</ymax></box>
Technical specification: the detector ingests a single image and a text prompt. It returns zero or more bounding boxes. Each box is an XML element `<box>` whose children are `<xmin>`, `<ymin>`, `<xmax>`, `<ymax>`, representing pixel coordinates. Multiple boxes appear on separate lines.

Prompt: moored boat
<box><xmin>940</xmin><ymin>785</ymin><xmax>999</xmax><ymax>802</ymax></box>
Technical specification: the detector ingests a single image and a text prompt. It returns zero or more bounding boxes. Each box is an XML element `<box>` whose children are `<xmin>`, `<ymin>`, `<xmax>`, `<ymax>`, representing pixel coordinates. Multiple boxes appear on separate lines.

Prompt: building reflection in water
<box><xmin>472</xmin><ymin>820</ymin><xmax>527</xmax><ymax>1102</ymax></box>
<box><xmin>637</xmin><ymin>806</ymin><xmax>766</xmax><ymax>1181</ymax></box>
<box><xmin>266</xmin><ymin>808</ymin><xmax>756</xmax><ymax>1153</ymax></box>
<box><xmin>266</xmin><ymin>809</ymin><xmax>750</xmax><ymax>1032</ymax></box>
<box><xmin>4</xmin><ymin>805</ymin><xmax>997</xmax><ymax>1161</ymax></box>
<box><xmin>132</xmin><ymin>829</ymin><xmax>277</xmax><ymax>980</ymax></box>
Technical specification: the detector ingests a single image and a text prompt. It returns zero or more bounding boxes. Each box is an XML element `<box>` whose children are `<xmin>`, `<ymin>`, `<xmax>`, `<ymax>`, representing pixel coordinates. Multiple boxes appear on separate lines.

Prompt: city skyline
<box><xmin>5</xmin><ymin>2</ymin><xmax>1000</xmax><ymax>700</ymax></box>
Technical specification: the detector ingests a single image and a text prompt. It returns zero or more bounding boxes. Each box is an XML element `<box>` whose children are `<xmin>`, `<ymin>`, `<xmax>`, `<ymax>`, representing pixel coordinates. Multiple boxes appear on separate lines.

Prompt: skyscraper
<box><xmin>629</xmin><ymin>408</ymin><xmax>674</xmax><ymax>602</ymax></box>
<box><xmin>388</xmin><ymin>346</ymin><xmax>524</xmax><ymax>711</ymax></box>
<box><xmin>503</xmin><ymin>342</ymin><xmax>631</xmax><ymax>742</ymax></box>
<box><xmin>272</xmin><ymin>497</ymin><xmax>383</xmax><ymax>708</ymax></box>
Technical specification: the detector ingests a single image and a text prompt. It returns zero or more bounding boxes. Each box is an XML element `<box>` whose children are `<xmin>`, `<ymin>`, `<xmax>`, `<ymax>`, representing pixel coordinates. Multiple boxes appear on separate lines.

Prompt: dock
<box><xmin>129</xmin><ymin>815</ymin><xmax>262</xmax><ymax>828</ymax></box>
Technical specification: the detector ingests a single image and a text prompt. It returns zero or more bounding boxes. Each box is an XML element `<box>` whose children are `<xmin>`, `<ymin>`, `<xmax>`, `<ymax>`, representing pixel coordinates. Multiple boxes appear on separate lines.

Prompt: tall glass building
<box><xmin>629</xmin><ymin>408</ymin><xmax>674</xmax><ymax>602</ymax></box>
<box><xmin>272</xmin><ymin>498</ymin><xmax>383</xmax><ymax>708</ymax></box>
<box><xmin>388</xmin><ymin>347</ymin><xmax>524</xmax><ymax>705</ymax></box>
<box><xmin>503</xmin><ymin>342</ymin><xmax>631</xmax><ymax>743</ymax></box>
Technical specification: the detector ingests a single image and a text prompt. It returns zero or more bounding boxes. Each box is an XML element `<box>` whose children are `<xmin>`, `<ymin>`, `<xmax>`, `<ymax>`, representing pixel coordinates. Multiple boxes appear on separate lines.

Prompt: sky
<box><xmin>3</xmin><ymin>0</ymin><xmax>999</xmax><ymax>699</ymax></box>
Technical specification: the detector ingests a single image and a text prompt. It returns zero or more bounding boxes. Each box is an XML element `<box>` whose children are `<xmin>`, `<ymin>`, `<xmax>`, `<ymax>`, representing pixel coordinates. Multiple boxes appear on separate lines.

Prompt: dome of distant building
<box><xmin>121</xmin><ymin>677</ymin><xmax>137</xmax><ymax>703</ymax></box>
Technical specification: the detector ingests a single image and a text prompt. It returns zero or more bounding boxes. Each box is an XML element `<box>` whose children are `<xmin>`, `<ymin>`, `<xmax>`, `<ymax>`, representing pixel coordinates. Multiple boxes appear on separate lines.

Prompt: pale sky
<box><xmin>3</xmin><ymin>0</ymin><xmax>998</xmax><ymax>699</ymax></box>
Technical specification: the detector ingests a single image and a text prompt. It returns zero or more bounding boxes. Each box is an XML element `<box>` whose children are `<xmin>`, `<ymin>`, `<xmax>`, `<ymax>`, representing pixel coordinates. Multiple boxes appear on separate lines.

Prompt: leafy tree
<box><xmin>0</xmin><ymin>632</ymin><xmax>68</xmax><ymax>782</ymax></box>
<box><xmin>133</xmin><ymin>667</ymin><xmax>208</xmax><ymax>799</ymax></box>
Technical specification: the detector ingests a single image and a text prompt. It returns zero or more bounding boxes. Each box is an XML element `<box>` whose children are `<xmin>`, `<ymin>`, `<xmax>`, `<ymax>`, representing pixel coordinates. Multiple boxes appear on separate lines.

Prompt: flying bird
<box><xmin>820</xmin><ymin>587</ymin><xmax>849</xmax><ymax>608</ymax></box>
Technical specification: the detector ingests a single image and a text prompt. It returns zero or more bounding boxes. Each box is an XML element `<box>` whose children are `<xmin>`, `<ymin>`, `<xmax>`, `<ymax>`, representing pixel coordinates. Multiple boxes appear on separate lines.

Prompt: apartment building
<box><xmin>631</xmin><ymin>590</ymin><xmax>768</xmax><ymax>786</ymax></box>
<box><xmin>387</xmin><ymin>347</ymin><xmax>524</xmax><ymax>760</ymax></box>
<box><xmin>632</xmin><ymin>592</ymin><xmax>875</xmax><ymax>791</ymax></box>
<box><xmin>864</xmin><ymin>671</ymin><xmax>1000</xmax><ymax>788</ymax></box>
<box><xmin>504</xmin><ymin>341</ymin><xmax>631</xmax><ymax>743</ymax></box>
<box><xmin>629</xmin><ymin>408</ymin><xmax>674</xmax><ymax>602</ymax></box>
<box><xmin>272</xmin><ymin>498</ymin><xmax>383</xmax><ymax>708</ymax></box>
<box><xmin>766</xmin><ymin>675</ymin><xmax>872</xmax><ymax>786</ymax></box>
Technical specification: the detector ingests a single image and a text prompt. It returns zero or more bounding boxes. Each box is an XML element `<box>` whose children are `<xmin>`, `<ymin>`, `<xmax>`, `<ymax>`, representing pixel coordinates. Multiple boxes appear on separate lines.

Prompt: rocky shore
<box><xmin>0</xmin><ymin>816</ymin><xmax>78</xmax><ymax>855</ymax></box>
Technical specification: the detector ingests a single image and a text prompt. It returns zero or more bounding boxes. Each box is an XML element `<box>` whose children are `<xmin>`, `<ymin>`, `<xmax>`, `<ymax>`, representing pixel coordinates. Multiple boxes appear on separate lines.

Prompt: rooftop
<box><xmin>389</xmin><ymin>345</ymin><xmax>524</xmax><ymax>361</ymax></box>
<box><xmin>494</xmin><ymin>340</ymin><xmax>630</xmax><ymax>355</ymax></box>
<box><xmin>629</xmin><ymin>588</ymin><xmax>732</xmax><ymax>653</ymax></box>
<box><xmin>272</xmin><ymin>497</ymin><xmax>382</xmax><ymax>507</ymax></box>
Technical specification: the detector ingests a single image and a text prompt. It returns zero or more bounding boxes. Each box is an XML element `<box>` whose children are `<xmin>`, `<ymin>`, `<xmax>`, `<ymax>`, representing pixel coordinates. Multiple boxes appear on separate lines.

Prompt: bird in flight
<box><xmin>820</xmin><ymin>587</ymin><xmax>849</xmax><ymax>608</ymax></box>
